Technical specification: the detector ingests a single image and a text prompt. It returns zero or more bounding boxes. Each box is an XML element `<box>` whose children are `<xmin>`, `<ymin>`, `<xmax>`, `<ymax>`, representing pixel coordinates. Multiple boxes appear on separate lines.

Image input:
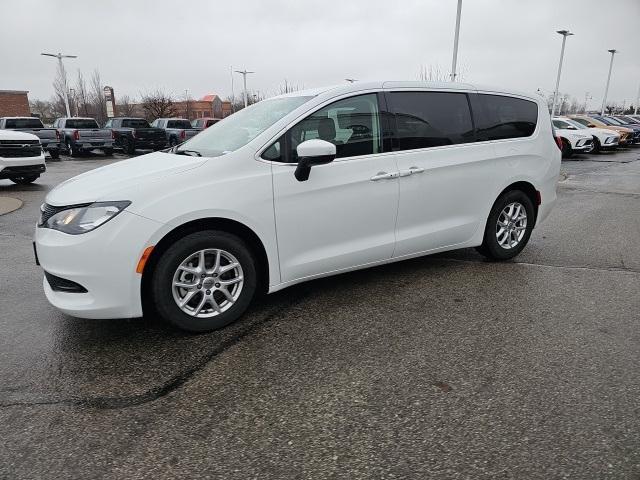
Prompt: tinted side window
<box><xmin>473</xmin><ymin>94</ymin><xmax>538</xmax><ymax>140</ymax></box>
<box><xmin>387</xmin><ymin>91</ymin><xmax>473</xmax><ymax>150</ymax></box>
<box><xmin>287</xmin><ymin>94</ymin><xmax>382</xmax><ymax>162</ymax></box>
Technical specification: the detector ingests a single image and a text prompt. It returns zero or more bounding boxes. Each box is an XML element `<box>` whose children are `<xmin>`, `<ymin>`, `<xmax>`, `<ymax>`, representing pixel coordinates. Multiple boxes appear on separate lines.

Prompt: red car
<box><xmin>191</xmin><ymin>117</ymin><xmax>221</xmax><ymax>130</ymax></box>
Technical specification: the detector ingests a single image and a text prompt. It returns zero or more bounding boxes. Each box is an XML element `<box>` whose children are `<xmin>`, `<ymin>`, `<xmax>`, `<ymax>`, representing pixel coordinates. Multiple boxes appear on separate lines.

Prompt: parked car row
<box><xmin>0</xmin><ymin>114</ymin><xmax>223</xmax><ymax>159</ymax></box>
<box><xmin>552</xmin><ymin>113</ymin><xmax>640</xmax><ymax>158</ymax></box>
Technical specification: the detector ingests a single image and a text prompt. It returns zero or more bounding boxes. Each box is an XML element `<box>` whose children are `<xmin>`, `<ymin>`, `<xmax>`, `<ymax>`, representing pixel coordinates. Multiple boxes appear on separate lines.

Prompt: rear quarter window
<box><xmin>472</xmin><ymin>94</ymin><xmax>538</xmax><ymax>141</ymax></box>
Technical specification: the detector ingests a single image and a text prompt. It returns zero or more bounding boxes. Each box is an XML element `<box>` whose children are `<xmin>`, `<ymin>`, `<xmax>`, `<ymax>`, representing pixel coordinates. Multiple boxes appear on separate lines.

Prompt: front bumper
<box><xmin>0</xmin><ymin>154</ymin><xmax>46</xmax><ymax>178</ymax></box>
<box><xmin>34</xmin><ymin>210</ymin><xmax>163</xmax><ymax>319</ymax></box>
<box><xmin>569</xmin><ymin>137</ymin><xmax>593</xmax><ymax>152</ymax></box>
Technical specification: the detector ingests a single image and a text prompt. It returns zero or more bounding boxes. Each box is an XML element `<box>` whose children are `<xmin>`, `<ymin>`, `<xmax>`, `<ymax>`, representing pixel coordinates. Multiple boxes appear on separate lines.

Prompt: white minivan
<box><xmin>34</xmin><ymin>82</ymin><xmax>561</xmax><ymax>332</ymax></box>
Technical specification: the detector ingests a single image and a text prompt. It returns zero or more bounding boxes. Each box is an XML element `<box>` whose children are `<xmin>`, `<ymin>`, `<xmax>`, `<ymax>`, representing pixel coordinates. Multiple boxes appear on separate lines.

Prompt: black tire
<box><xmin>169</xmin><ymin>137</ymin><xmax>179</xmax><ymax>147</ymax></box>
<box><xmin>150</xmin><ymin>230</ymin><xmax>258</xmax><ymax>333</ymax></box>
<box><xmin>476</xmin><ymin>190</ymin><xmax>535</xmax><ymax>261</ymax></box>
<box><xmin>591</xmin><ymin>137</ymin><xmax>601</xmax><ymax>154</ymax></box>
<box><xmin>48</xmin><ymin>149</ymin><xmax>60</xmax><ymax>160</ymax></box>
<box><xmin>561</xmin><ymin>139</ymin><xmax>573</xmax><ymax>158</ymax></box>
<box><xmin>121</xmin><ymin>138</ymin><xmax>135</xmax><ymax>155</ymax></box>
<box><xmin>66</xmin><ymin>140</ymin><xmax>80</xmax><ymax>157</ymax></box>
<box><xmin>10</xmin><ymin>175</ymin><xmax>39</xmax><ymax>185</ymax></box>
<box><xmin>103</xmin><ymin>148</ymin><xmax>114</xmax><ymax>156</ymax></box>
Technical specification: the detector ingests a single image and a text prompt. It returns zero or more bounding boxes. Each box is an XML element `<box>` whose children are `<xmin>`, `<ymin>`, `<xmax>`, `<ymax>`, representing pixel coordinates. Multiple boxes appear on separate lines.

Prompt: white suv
<box><xmin>0</xmin><ymin>129</ymin><xmax>46</xmax><ymax>185</ymax></box>
<box><xmin>553</xmin><ymin>116</ymin><xmax>619</xmax><ymax>154</ymax></box>
<box><xmin>34</xmin><ymin>82</ymin><xmax>560</xmax><ymax>332</ymax></box>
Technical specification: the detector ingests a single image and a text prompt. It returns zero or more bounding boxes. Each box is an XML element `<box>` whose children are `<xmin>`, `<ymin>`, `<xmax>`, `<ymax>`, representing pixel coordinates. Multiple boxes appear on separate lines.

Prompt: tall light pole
<box><xmin>601</xmin><ymin>49</ymin><xmax>618</xmax><ymax>115</ymax></box>
<box><xmin>583</xmin><ymin>92</ymin><xmax>592</xmax><ymax>113</ymax></box>
<box><xmin>449</xmin><ymin>0</ymin><xmax>463</xmax><ymax>81</ymax></box>
<box><xmin>234</xmin><ymin>69</ymin><xmax>254</xmax><ymax>108</ymax></box>
<box><xmin>41</xmin><ymin>52</ymin><xmax>77</xmax><ymax>117</ymax></box>
<box><xmin>551</xmin><ymin>30</ymin><xmax>573</xmax><ymax>117</ymax></box>
<box><xmin>634</xmin><ymin>82</ymin><xmax>639</xmax><ymax>115</ymax></box>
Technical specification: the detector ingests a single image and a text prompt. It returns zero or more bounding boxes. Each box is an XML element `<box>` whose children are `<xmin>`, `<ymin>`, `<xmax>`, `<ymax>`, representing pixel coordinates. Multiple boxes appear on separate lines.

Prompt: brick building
<box><xmin>0</xmin><ymin>90</ymin><xmax>30</xmax><ymax>117</ymax></box>
<box><xmin>174</xmin><ymin>94</ymin><xmax>226</xmax><ymax>121</ymax></box>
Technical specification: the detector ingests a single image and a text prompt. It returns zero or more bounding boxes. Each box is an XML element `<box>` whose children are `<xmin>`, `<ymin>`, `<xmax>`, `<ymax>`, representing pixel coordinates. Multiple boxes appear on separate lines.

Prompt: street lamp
<box><xmin>551</xmin><ymin>30</ymin><xmax>573</xmax><ymax>117</ymax></box>
<box><xmin>601</xmin><ymin>49</ymin><xmax>618</xmax><ymax>115</ymax></box>
<box><xmin>41</xmin><ymin>52</ymin><xmax>77</xmax><ymax>118</ymax></box>
<box><xmin>583</xmin><ymin>92</ymin><xmax>592</xmax><ymax>113</ymax></box>
<box><xmin>450</xmin><ymin>0</ymin><xmax>463</xmax><ymax>81</ymax></box>
<box><xmin>634</xmin><ymin>82</ymin><xmax>639</xmax><ymax>115</ymax></box>
<box><xmin>234</xmin><ymin>69</ymin><xmax>255</xmax><ymax>108</ymax></box>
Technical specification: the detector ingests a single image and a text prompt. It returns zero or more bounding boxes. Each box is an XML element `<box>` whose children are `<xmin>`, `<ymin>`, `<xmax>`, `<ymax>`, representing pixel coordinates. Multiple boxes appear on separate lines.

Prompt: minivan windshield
<box><xmin>178</xmin><ymin>95</ymin><xmax>313</xmax><ymax>157</ymax></box>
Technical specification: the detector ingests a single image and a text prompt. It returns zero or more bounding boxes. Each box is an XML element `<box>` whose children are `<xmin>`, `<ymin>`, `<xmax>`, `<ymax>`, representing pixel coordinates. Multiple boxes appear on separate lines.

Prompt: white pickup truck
<box><xmin>0</xmin><ymin>129</ymin><xmax>46</xmax><ymax>185</ymax></box>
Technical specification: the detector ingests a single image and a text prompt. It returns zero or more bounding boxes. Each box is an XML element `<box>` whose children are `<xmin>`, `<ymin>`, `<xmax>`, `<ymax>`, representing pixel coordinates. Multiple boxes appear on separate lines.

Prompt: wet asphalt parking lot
<box><xmin>1</xmin><ymin>148</ymin><xmax>639</xmax><ymax>479</ymax></box>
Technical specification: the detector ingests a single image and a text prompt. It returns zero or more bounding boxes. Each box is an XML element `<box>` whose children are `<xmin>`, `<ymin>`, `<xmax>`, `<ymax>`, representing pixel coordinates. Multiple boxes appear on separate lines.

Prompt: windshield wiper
<box><xmin>173</xmin><ymin>149</ymin><xmax>202</xmax><ymax>157</ymax></box>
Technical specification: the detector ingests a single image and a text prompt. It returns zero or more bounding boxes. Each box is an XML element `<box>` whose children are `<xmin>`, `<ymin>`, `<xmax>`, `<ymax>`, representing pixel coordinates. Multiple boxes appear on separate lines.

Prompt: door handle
<box><xmin>370</xmin><ymin>171</ymin><xmax>397</xmax><ymax>181</ymax></box>
<box><xmin>398</xmin><ymin>166</ymin><xmax>425</xmax><ymax>177</ymax></box>
<box><xmin>400</xmin><ymin>167</ymin><xmax>424</xmax><ymax>177</ymax></box>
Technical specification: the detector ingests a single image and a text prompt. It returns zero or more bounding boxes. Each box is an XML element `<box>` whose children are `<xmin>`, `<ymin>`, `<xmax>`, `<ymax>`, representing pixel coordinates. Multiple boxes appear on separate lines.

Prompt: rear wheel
<box><xmin>169</xmin><ymin>137</ymin><xmax>178</xmax><ymax>147</ymax></box>
<box><xmin>48</xmin><ymin>149</ymin><xmax>60</xmax><ymax>160</ymax></box>
<box><xmin>103</xmin><ymin>148</ymin><xmax>114</xmax><ymax>156</ymax></box>
<box><xmin>66</xmin><ymin>140</ymin><xmax>80</xmax><ymax>157</ymax></box>
<box><xmin>476</xmin><ymin>190</ymin><xmax>535</xmax><ymax>261</ymax></box>
<box><xmin>150</xmin><ymin>230</ymin><xmax>258</xmax><ymax>333</ymax></box>
<box><xmin>120</xmin><ymin>138</ymin><xmax>135</xmax><ymax>155</ymax></box>
<box><xmin>10</xmin><ymin>175</ymin><xmax>39</xmax><ymax>185</ymax></box>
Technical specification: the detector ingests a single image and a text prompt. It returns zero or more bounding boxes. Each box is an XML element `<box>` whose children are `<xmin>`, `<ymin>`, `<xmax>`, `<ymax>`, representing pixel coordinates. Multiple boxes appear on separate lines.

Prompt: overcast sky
<box><xmin>1</xmin><ymin>0</ymin><xmax>638</xmax><ymax>109</ymax></box>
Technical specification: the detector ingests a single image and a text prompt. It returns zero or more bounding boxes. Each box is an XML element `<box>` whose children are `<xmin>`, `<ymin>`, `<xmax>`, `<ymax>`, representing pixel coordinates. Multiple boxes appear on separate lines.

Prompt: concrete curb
<box><xmin>0</xmin><ymin>196</ymin><xmax>23</xmax><ymax>216</ymax></box>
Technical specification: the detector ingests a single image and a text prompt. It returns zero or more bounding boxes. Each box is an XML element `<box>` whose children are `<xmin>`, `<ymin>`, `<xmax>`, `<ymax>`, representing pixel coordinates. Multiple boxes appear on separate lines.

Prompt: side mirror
<box><xmin>587</xmin><ymin>124</ymin><xmax>596</xmax><ymax>128</ymax></box>
<box><xmin>294</xmin><ymin>139</ymin><xmax>336</xmax><ymax>182</ymax></box>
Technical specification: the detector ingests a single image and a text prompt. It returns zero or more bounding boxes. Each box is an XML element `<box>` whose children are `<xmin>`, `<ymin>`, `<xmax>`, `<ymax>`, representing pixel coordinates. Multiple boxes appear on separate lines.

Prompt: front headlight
<box><xmin>40</xmin><ymin>201</ymin><xmax>131</xmax><ymax>234</ymax></box>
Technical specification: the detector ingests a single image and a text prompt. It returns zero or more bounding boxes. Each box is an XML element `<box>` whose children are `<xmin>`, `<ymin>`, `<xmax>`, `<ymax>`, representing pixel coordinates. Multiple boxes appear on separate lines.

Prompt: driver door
<box><xmin>268</xmin><ymin>93</ymin><xmax>399</xmax><ymax>284</ymax></box>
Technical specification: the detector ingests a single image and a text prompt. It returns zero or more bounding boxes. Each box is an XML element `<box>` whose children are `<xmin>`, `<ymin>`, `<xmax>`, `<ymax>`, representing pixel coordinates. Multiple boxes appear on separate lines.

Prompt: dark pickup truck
<box><xmin>105</xmin><ymin>117</ymin><xmax>167</xmax><ymax>154</ymax></box>
<box><xmin>0</xmin><ymin>117</ymin><xmax>61</xmax><ymax>159</ymax></box>
<box><xmin>151</xmin><ymin>118</ymin><xmax>200</xmax><ymax>147</ymax></box>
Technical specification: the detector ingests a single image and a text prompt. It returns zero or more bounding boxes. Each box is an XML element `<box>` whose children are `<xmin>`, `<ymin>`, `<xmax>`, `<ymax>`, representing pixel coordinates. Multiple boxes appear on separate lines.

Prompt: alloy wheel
<box><xmin>172</xmin><ymin>248</ymin><xmax>244</xmax><ymax>318</ymax></box>
<box><xmin>496</xmin><ymin>202</ymin><xmax>527</xmax><ymax>249</ymax></box>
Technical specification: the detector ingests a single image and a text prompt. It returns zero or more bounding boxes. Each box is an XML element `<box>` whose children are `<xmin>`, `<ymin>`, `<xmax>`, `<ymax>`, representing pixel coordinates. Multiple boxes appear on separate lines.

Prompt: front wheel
<box><xmin>10</xmin><ymin>175</ymin><xmax>39</xmax><ymax>185</ymax></box>
<box><xmin>561</xmin><ymin>139</ymin><xmax>573</xmax><ymax>158</ymax></box>
<box><xmin>591</xmin><ymin>137</ymin><xmax>601</xmax><ymax>154</ymax></box>
<box><xmin>476</xmin><ymin>190</ymin><xmax>535</xmax><ymax>261</ymax></box>
<box><xmin>150</xmin><ymin>230</ymin><xmax>258</xmax><ymax>332</ymax></box>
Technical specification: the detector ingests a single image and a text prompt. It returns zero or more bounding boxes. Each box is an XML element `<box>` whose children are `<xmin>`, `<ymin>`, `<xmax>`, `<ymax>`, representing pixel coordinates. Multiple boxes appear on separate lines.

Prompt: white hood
<box><xmin>0</xmin><ymin>129</ymin><xmax>39</xmax><ymax>141</ymax></box>
<box><xmin>46</xmin><ymin>151</ymin><xmax>206</xmax><ymax>206</ymax></box>
<box><xmin>589</xmin><ymin>127</ymin><xmax>619</xmax><ymax>138</ymax></box>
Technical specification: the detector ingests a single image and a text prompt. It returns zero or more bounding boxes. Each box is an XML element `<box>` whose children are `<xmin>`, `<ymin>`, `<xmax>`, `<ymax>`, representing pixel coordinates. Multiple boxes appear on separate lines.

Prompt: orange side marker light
<box><xmin>136</xmin><ymin>246</ymin><xmax>155</xmax><ymax>274</ymax></box>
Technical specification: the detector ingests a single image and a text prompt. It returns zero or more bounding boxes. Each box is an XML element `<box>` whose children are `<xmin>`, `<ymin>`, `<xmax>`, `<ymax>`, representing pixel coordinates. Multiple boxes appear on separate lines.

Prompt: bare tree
<box><xmin>75</xmin><ymin>70</ymin><xmax>91</xmax><ymax>117</ymax></box>
<box><xmin>224</xmin><ymin>90</ymin><xmax>263</xmax><ymax>113</ymax></box>
<box><xmin>140</xmin><ymin>89</ymin><xmax>176</xmax><ymax>121</ymax></box>
<box><xmin>116</xmin><ymin>95</ymin><xmax>137</xmax><ymax>117</ymax></box>
<box><xmin>52</xmin><ymin>61</ymin><xmax>69</xmax><ymax>116</ymax></box>
<box><xmin>90</xmin><ymin>69</ymin><xmax>107</xmax><ymax>124</ymax></box>
<box><xmin>278</xmin><ymin>79</ymin><xmax>303</xmax><ymax>95</ymax></box>
<box><xmin>29</xmin><ymin>99</ymin><xmax>57</xmax><ymax>125</ymax></box>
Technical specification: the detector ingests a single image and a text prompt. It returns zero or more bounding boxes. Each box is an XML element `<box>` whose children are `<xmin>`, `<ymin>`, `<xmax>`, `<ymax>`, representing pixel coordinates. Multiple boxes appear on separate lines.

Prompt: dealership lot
<box><xmin>1</xmin><ymin>149</ymin><xmax>639</xmax><ymax>478</ymax></box>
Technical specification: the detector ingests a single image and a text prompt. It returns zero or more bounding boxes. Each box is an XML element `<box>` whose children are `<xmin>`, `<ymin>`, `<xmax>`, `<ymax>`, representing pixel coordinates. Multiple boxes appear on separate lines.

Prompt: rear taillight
<box><xmin>55</xmin><ymin>130</ymin><xmax>60</xmax><ymax>141</ymax></box>
<box><xmin>111</xmin><ymin>129</ymin><xmax>115</xmax><ymax>139</ymax></box>
<box><xmin>180</xmin><ymin>130</ymin><xmax>186</xmax><ymax>140</ymax></box>
<box><xmin>73</xmin><ymin>130</ymin><xmax>80</xmax><ymax>141</ymax></box>
<box><xmin>131</xmin><ymin>130</ymin><xmax>136</xmax><ymax>139</ymax></box>
<box><xmin>555</xmin><ymin>135</ymin><xmax>563</xmax><ymax>150</ymax></box>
